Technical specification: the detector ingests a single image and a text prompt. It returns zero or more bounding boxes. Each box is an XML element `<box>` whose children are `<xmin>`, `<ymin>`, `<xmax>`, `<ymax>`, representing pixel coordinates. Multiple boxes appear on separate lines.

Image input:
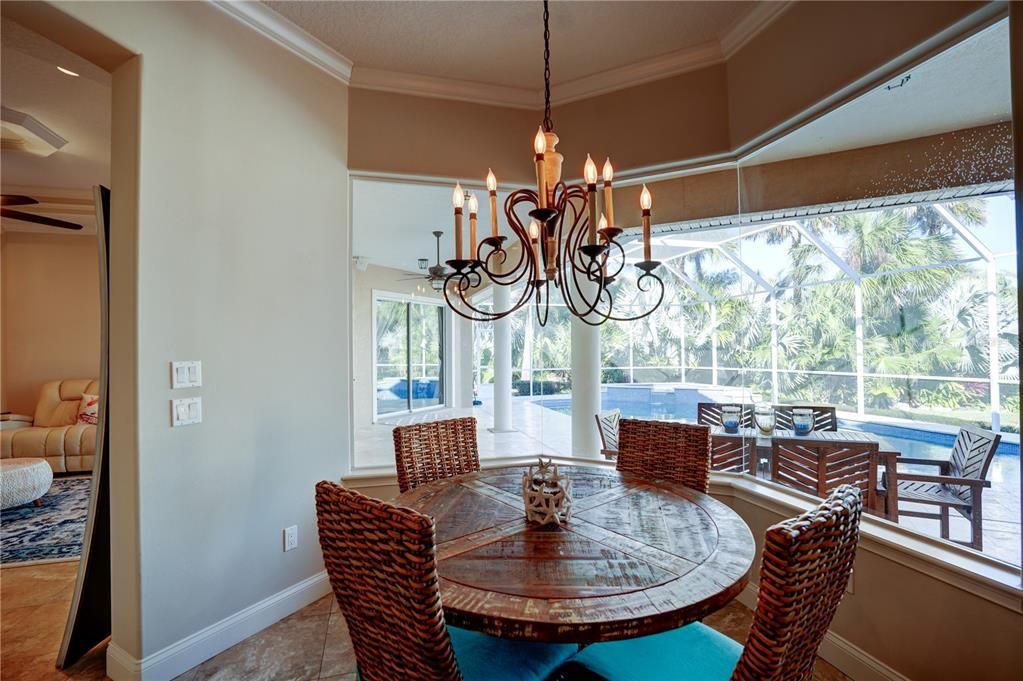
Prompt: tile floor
<box><xmin>4</xmin><ymin>561</ymin><xmax>849</xmax><ymax>681</ymax></box>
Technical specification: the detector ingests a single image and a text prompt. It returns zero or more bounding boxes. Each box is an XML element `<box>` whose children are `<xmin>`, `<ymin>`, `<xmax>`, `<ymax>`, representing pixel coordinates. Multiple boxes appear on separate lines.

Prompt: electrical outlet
<box><xmin>283</xmin><ymin>525</ymin><xmax>298</xmax><ymax>552</ymax></box>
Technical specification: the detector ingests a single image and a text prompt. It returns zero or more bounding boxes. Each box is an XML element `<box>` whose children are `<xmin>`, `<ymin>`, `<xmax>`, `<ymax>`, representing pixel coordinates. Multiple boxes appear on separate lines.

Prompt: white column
<box><xmin>571</xmin><ymin>289</ymin><xmax>601</xmax><ymax>458</ymax></box>
<box><xmin>987</xmin><ymin>261</ymin><xmax>1001</xmax><ymax>431</ymax></box>
<box><xmin>451</xmin><ymin>314</ymin><xmax>474</xmax><ymax>408</ymax></box>
<box><xmin>710</xmin><ymin>303</ymin><xmax>719</xmax><ymax>386</ymax></box>
<box><xmin>854</xmin><ymin>282</ymin><xmax>866</xmax><ymax>415</ymax></box>
<box><xmin>769</xmin><ymin>294</ymin><xmax>780</xmax><ymax>403</ymax></box>
<box><xmin>492</xmin><ymin>283</ymin><xmax>514</xmax><ymax>432</ymax></box>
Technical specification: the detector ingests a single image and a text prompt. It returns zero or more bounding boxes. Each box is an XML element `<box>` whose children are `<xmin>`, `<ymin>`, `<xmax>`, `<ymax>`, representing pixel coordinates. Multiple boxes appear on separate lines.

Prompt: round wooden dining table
<box><xmin>395</xmin><ymin>464</ymin><xmax>755</xmax><ymax>643</ymax></box>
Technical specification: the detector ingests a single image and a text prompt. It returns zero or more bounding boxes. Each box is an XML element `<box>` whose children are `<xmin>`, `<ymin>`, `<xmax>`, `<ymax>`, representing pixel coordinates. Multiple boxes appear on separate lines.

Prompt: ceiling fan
<box><xmin>1</xmin><ymin>194</ymin><xmax>83</xmax><ymax>230</ymax></box>
<box><xmin>402</xmin><ymin>230</ymin><xmax>449</xmax><ymax>291</ymax></box>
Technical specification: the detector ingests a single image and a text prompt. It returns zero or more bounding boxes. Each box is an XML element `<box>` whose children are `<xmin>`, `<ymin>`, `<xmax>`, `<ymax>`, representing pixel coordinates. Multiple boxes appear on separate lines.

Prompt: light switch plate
<box><xmin>171</xmin><ymin>361</ymin><xmax>202</xmax><ymax>389</ymax></box>
<box><xmin>171</xmin><ymin>397</ymin><xmax>202</xmax><ymax>427</ymax></box>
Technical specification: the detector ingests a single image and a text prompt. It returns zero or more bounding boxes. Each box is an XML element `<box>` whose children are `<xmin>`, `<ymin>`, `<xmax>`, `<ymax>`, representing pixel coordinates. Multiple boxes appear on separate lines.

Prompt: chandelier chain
<box><xmin>542</xmin><ymin>0</ymin><xmax>552</xmax><ymax>132</ymax></box>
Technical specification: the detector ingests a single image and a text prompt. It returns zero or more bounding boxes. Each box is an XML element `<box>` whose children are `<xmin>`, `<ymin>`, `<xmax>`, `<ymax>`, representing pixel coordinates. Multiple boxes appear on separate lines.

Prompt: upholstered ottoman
<box><xmin>1</xmin><ymin>458</ymin><xmax>53</xmax><ymax>510</ymax></box>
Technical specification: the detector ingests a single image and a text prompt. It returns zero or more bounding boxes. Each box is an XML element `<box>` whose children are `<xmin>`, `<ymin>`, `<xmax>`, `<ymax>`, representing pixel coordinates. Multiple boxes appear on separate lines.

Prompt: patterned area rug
<box><xmin>1</xmin><ymin>476</ymin><xmax>90</xmax><ymax>564</ymax></box>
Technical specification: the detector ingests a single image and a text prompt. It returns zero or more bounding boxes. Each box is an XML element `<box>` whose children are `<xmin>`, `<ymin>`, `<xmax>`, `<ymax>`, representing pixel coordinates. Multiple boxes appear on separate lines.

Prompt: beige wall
<box><xmin>551</xmin><ymin>64</ymin><xmax>730</xmax><ymax>173</ymax></box>
<box><xmin>729</xmin><ymin>495</ymin><xmax>1022</xmax><ymax>681</ymax></box>
<box><xmin>726</xmin><ymin>1</ymin><xmax>986</xmax><ymax>148</ymax></box>
<box><xmin>51</xmin><ymin>0</ymin><xmax>351</xmax><ymax>669</ymax></box>
<box><xmin>349</xmin><ymin>88</ymin><xmax>537</xmax><ymax>183</ymax></box>
<box><xmin>1</xmin><ymin>232</ymin><xmax>100</xmax><ymax>415</ymax></box>
<box><xmin>348</xmin><ymin>2</ymin><xmax>987</xmax><ymax>182</ymax></box>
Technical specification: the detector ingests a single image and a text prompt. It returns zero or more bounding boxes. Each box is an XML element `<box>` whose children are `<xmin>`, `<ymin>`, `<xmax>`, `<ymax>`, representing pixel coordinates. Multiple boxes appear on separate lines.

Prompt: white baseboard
<box><xmin>737</xmin><ymin>584</ymin><xmax>912</xmax><ymax>681</ymax></box>
<box><xmin>106</xmin><ymin>571</ymin><xmax>331</xmax><ymax>681</ymax></box>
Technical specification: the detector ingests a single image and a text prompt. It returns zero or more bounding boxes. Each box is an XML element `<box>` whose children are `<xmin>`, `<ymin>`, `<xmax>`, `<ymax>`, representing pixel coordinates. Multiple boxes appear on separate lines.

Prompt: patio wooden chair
<box><xmin>770</xmin><ymin>436</ymin><xmax>897</xmax><ymax>520</ymax></box>
<box><xmin>594</xmin><ymin>408</ymin><xmax>621</xmax><ymax>460</ymax></box>
<box><xmin>710</xmin><ymin>432</ymin><xmax>756</xmax><ymax>474</ymax></box>
<box><xmin>773</xmin><ymin>405</ymin><xmax>838</xmax><ymax>432</ymax></box>
<box><xmin>562</xmin><ymin>485</ymin><xmax>864</xmax><ymax>681</ymax></box>
<box><xmin>878</xmin><ymin>425</ymin><xmax>1000</xmax><ymax>550</ymax></box>
<box><xmin>617</xmin><ymin>419</ymin><xmax>712</xmax><ymax>492</ymax></box>
<box><xmin>392</xmin><ymin>416</ymin><xmax>480</xmax><ymax>493</ymax></box>
<box><xmin>314</xmin><ymin>482</ymin><xmax>575</xmax><ymax>681</ymax></box>
<box><xmin>696</xmin><ymin>402</ymin><xmax>754</xmax><ymax>429</ymax></box>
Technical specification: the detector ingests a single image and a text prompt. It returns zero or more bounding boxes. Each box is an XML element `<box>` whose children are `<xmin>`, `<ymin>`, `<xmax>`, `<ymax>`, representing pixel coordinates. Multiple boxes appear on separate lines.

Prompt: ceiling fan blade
<box><xmin>1</xmin><ymin>208</ymin><xmax>83</xmax><ymax>230</ymax></box>
<box><xmin>1</xmin><ymin>194</ymin><xmax>39</xmax><ymax>207</ymax></box>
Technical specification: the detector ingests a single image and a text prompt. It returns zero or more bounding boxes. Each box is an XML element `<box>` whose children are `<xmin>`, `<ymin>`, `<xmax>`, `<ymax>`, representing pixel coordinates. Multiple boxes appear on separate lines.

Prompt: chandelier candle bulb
<box><xmin>468</xmin><ymin>193</ymin><xmax>479</xmax><ymax>256</ymax></box>
<box><xmin>528</xmin><ymin>220</ymin><xmax>541</xmax><ymax>280</ymax></box>
<box><xmin>584</xmin><ymin>154</ymin><xmax>598</xmax><ymax>245</ymax></box>
<box><xmin>534</xmin><ymin>128</ymin><xmax>547</xmax><ymax>209</ymax></box>
<box><xmin>486</xmin><ymin>169</ymin><xmax>498</xmax><ymax>237</ymax></box>
<box><xmin>640</xmin><ymin>184</ymin><xmax>653</xmax><ymax>262</ymax></box>
<box><xmin>602</xmin><ymin>158</ymin><xmax>615</xmax><ymax>227</ymax></box>
<box><xmin>452</xmin><ymin>183</ymin><xmax>465</xmax><ymax>260</ymax></box>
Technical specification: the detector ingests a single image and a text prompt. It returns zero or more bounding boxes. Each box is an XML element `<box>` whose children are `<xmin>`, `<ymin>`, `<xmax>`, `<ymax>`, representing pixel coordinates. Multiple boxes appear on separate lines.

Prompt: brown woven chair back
<box><xmin>732</xmin><ymin>485</ymin><xmax>864</xmax><ymax>681</ymax></box>
<box><xmin>314</xmin><ymin>481</ymin><xmax>461</xmax><ymax>681</ymax></box>
<box><xmin>616</xmin><ymin>419</ymin><xmax>712</xmax><ymax>492</ymax></box>
<box><xmin>393</xmin><ymin>416</ymin><xmax>480</xmax><ymax>493</ymax></box>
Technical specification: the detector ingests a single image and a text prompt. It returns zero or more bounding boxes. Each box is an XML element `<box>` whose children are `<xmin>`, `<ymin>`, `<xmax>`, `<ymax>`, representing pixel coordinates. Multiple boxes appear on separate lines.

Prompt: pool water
<box><xmin>535</xmin><ymin>395</ymin><xmax>1020</xmax><ymax>462</ymax></box>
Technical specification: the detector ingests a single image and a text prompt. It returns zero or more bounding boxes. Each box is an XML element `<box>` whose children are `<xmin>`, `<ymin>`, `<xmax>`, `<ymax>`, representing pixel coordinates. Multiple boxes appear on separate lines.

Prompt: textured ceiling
<box><xmin>264</xmin><ymin>1</ymin><xmax>759</xmax><ymax>89</ymax></box>
<box><xmin>0</xmin><ymin>17</ymin><xmax>111</xmax><ymax>193</ymax></box>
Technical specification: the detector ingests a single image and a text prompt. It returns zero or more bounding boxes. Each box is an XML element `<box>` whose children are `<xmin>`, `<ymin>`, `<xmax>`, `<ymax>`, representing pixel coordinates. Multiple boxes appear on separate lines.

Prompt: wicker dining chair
<box><xmin>560</xmin><ymin>485</ymin><xmax>864</xmax><ymax>681</ymax></box>
<box><xmin>314</xmin><ymin>481</ymin><xmax>576</xmax><ymax>681</ymax></box>
<box><xmin>393</xmin><ymin>416</ymin><xmax>480</xmax><ymax>493</ymax></box>
<box><xmin>616</xmin><ymin>419</ymin><xmax>712</xmax><ymax>493</ymax></box>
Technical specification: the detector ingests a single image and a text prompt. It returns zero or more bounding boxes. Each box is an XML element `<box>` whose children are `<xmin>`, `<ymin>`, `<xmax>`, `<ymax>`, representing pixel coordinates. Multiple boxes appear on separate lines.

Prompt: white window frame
<box><xmin>371</xmin><ymin>290</ymin><xmax>451</xmax><ymax>422</ymax></box>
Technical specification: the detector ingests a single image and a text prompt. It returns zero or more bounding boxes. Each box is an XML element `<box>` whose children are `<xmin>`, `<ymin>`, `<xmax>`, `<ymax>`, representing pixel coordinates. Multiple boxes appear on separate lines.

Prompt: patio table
<box><xmin>395</xmin><ymin>464</ymin><xmax>755</xmax><ymax>643</ymax></box>
<box><xmin>711</xmin><ymin>427</ymin><xmax>898</xmax><ymax>519</ymax></box>
<box><xmin>711</xmin><ymin>427</ymin><xmax>882</xmax><ymax>475</ymax></box>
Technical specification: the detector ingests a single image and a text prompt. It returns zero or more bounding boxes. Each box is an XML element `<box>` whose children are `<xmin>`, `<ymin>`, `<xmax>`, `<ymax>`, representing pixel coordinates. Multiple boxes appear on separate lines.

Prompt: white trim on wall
<box><xmin>106</xmin><ymin>572</ymin><xmax>331</xmax><ymax>681</ymax></box>
<box><xmin>210</xmin><ymin>0</ymin><xmax>353</xmax><ymax>83</ymax></box>
<box><xmin>370</xmin><ymin>290</ymin><xmax>450</xmax><ymax>423</ymax></box>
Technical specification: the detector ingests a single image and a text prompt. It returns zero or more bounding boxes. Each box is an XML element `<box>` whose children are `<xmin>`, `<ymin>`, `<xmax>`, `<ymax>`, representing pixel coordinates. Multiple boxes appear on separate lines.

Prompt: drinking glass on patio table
<box><xmin>721</xmin><ymin>405</ymin><xmax>741</xmax><ymax>433</ymax></box>
<box><xmin>792</xmin><ymin>408</ymin><xmax>814</xmax><ymax>435</ymax></box>
<box><xmin>754</xmin><ymin>404</ymin><xmax>775</xmax><ymax>436</ymax></box>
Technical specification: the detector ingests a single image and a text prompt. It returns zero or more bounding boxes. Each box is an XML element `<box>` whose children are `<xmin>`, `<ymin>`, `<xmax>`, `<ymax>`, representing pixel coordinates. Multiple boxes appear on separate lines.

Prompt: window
<box><xmin>374</xmin><ymin>294</ymin><xmax>445</xmax><ymax>417</ymax></box>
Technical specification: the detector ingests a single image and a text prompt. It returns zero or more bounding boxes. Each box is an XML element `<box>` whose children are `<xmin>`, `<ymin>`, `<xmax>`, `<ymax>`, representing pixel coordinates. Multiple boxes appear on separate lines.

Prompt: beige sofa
<box><xmin>1</xmin><ymin>379</ymin><xmax>98</xmax><ymax>473</ymax></box>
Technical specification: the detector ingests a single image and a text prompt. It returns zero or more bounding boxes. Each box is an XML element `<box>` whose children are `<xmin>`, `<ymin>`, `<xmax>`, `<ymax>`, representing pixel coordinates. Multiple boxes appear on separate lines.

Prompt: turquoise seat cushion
<box><xmin>448</xmin><ymin>626</ymin><xmax>577</xmax><ymax>681</ymax></box>
<box><xmin>566</xmin><ymin>623</ymin><xmax>742</xmax><ymax>681</ymax></box>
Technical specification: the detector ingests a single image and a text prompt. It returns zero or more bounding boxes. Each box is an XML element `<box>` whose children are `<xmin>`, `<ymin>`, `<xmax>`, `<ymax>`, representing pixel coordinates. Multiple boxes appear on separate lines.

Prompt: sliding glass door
<box><xmin>375</xmin><ymin>295</ymin><xmax>445</xmax><ymax>417</ymax></box>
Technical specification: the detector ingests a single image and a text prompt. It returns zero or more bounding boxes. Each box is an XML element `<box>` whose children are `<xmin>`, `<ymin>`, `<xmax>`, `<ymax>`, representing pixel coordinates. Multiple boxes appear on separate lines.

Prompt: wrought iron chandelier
<box><xmin>442</xmin><ymin>0</ymin><xmax>663</xmax><ymax>326</ymax></box>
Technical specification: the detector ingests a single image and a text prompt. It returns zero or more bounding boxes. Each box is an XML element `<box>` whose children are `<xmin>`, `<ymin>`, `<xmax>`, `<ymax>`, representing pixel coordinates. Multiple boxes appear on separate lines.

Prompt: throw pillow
<box><xmin>77</xmin><ymin>394</ymin><xmax>100</xmax><ymax>425</ymax></box>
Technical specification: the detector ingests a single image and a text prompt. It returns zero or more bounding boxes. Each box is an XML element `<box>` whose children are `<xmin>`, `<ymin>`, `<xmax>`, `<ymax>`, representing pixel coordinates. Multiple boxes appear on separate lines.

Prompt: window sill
<box><xmin>711</xmin><ymin>472</ymin><xmax>1023</xmax><ymax>610</ymax></box>
<box><xmin>342</xmin><ymin>459</ymin><xmax>1022</xmax><ymax>611</ymax></box>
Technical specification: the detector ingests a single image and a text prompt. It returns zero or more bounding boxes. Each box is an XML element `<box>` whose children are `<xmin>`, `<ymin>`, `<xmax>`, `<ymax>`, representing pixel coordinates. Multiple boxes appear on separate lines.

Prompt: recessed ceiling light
<box><xmin>56</xmin><ymin>66</ymin><xmax>79</xmax><ymax>77</ymax></box>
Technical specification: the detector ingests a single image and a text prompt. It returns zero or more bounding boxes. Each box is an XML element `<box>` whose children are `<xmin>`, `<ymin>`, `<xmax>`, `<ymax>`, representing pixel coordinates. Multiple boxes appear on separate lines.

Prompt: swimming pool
<box><xmin>534</xmin><ymin>390</ymin><xmax>1020</xmax><ymax>462</ymax></box>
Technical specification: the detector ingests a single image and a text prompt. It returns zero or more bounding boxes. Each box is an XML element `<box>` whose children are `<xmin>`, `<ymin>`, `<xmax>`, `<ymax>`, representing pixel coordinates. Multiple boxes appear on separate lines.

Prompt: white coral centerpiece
<box><xmin>522</xmin><ymin>457</ymin><xmax>573</xmax><ymax>526</ymax></box>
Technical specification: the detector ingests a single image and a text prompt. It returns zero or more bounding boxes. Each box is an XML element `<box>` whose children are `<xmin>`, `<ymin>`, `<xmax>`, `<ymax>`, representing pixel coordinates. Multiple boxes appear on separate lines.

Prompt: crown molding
<box><xmin>552</xmin><ymin>40</ymin><xmax>724</xmax><ymax>106</ymax></box>
<box><xmin>350</xmin><ymin>66</ymin><xmax>539</xmax><ymax>109</ymax></box>
<box><xmin>222</xmin><ymin>0</ymin><xmax>789</xmax><ymax>107</ymax></box>
<box><xmin>720</xmin><ymin>1</ymin><xmax>794</xmax><ymax>58</ymax></box>
<box><xmin>210</xmin><ymin>0</ymin><xmax>353</xmax><ymax>83</ymax></box>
